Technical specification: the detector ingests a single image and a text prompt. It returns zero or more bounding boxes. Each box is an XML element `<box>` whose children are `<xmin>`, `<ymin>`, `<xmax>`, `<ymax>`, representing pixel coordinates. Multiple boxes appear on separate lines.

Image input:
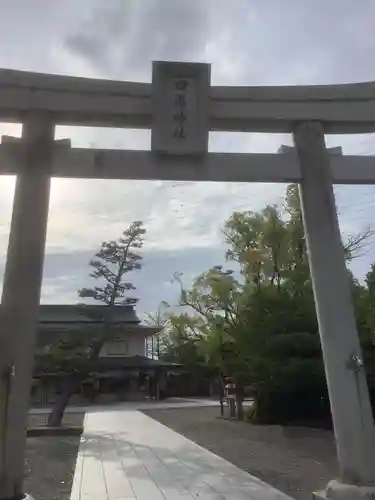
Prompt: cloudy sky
<box><xmin>1</xmin><ymin>0</ymin><xmax>375</xmax><ymax>317</ymax></box>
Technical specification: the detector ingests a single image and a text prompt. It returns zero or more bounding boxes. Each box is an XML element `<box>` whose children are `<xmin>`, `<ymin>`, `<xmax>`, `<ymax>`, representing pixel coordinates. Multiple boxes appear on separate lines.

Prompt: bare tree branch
<box><xmin>344</xmin><ymin>225</ymin><xmax>375</xmax><ymax>261</ymax></box>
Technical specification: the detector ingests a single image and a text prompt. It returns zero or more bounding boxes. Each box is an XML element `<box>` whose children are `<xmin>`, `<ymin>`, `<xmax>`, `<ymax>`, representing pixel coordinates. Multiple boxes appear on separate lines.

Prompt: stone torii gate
<box><xmin>1</xmin><ymin>61</ymin><xmax>375</xmax><ymax>500</ymax></box>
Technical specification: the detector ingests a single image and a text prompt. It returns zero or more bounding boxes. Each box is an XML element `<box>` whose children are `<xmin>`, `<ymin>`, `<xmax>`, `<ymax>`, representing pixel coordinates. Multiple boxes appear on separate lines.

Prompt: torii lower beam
<box><xmin>1</xmin><ymin>143</ymin><xmax>375</xmax><ymax>184</ymax></box>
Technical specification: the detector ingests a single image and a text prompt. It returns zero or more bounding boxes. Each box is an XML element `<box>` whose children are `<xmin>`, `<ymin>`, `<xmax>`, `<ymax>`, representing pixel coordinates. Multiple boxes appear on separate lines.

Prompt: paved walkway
<box><xmin>70</xmin><ymin>409</ymin><xmax>294</xmax><ymax>500</ymax></box>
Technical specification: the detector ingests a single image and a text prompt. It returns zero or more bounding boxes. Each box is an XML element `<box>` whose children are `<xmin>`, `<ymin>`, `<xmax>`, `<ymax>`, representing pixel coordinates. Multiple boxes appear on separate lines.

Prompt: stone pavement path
<box><xmin>71</xmin><ymin>409</ymin><xmax>294</xmax><ymax>500</ymax></box>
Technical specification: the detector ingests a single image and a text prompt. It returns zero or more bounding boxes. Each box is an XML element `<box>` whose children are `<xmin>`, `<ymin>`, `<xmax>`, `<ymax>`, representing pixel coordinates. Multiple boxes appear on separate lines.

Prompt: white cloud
<box><xmin>2</xmin><ymin>0</ymin><xmax>375</xmax><ymax>308</ymax></box>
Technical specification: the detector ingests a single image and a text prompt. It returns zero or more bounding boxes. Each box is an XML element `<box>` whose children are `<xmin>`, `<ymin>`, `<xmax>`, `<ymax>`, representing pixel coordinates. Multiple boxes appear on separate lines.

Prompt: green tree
<box><xmin>144</xmin><ymin>301</ymin><xmax>170</xmax><ymax>358</ymax></box>
<box><xmin>166</xmin><ymin>184</ymin><xmax>375</xmax><ymax>425</ymax></box>
<box><xmin>46</xmin><ymin>221</ymin><xmax>145</xmax><ymax>426</ymax></box>
<box><xmin>159</xmin><ymin>313</ymin><xmax>205</xmax><ymax>366</ymax></box>
<box><xmin>157</xmin><ymin>311</ymin><xmax>212</xmax><ymax>399</ymax></box>
<box><xmin>224</xmin><ymin>207</ymin><xmax>286</xmax><ymax>290</ymax></box>
<box><xmin>222</xmin><ymin>185</ymin><xmax>375</xmax><ymax>424</ymax></box>
<box><xmin>358</xmin><ymin>266</ymin><xmax>375</xmax><ymax>404</ymax></box>
<box><xmin>237</xmin><ymin>284</ymin><xmax>329</xmax><ymax>424</ymax></box>
<box><xmin>174</xmin><ymin>267</ymin><xmax>250</xmax><ymax>419</ymax></box>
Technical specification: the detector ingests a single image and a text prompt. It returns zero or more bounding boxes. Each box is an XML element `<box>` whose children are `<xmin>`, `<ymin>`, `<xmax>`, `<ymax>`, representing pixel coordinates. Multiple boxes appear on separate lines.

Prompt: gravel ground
<box><xmin>22</xmin><ymin>412</ymin><xmax>84</xmax><ymax>500</ymax></box>
<box><xmin>144</xmin><ymin>406</ymin><xmax>338</xmax><ymax>500</ymax></box>
<box><xmin>24</xmin><ymin>435</ymin><xmax>81</xmax><ymax>500</ymax></box>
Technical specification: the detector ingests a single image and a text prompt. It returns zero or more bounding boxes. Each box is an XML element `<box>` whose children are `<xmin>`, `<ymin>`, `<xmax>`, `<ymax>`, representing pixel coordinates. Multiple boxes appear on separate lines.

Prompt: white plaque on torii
<box><xmin>151</xmin><ymin>61</ymin><xmax>210</xmax><ymax>156</ymax></box>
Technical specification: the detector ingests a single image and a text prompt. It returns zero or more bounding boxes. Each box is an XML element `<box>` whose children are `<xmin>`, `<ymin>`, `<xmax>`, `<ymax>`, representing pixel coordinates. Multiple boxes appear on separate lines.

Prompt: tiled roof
<box><xmin>33</xmin><ymin>355</ymin><xmax>181</xmax><ymax>376</ymax></box>
<box><xmin>38</xmin><ymin>304</ymin><xmax>140</xmax><ymax>324</ymax></box>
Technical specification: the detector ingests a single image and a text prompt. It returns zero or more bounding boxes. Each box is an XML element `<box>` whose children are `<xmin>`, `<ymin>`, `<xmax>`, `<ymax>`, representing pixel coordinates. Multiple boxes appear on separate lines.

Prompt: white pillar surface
<box><xmin>294</xmin><ymin>122</ymin><xmax>375</xmax><ymax>486</ymax></box>
<box><xmin>0</xmin><ymin>114</ymin><xmax>54</xmax><ymax>498</ymax></box>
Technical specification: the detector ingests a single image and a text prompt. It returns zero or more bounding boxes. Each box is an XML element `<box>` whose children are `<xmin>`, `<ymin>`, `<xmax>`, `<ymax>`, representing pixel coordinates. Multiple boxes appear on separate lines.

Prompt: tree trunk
<box><xmin>47</xmin><ymin>376</ymin><xmax>76</xmax><ymax>427</ymax></box>
<box><xmin>219</xmin><ymin>373</ymin><xmax>225</xmax><ymax>417</ymax></box>
<box><xmin>228</xmin><ymin>398</ymin><xmax>236</xmax><ymax>418</ymax></box>
<box><xmin>219</xmin><ymin>396</ymin><xmax>224</xmax><ymax>416</ymax></box>
<box><xmin>48</xmin><ymin>307</ymin><xmax>115</xmax><ymax>427</ymax></box>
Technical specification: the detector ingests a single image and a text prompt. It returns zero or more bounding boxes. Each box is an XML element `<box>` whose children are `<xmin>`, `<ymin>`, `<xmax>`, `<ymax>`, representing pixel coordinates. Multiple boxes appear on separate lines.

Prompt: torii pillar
<box><xmin>0</xmin><ymin>114</ymin><xmax>69</xmax><ymax>499</ymax></box>
<box><xmin>285</xmin><ymin>123</ymin><xmax>375</xmax><ymax>500</ymax></box>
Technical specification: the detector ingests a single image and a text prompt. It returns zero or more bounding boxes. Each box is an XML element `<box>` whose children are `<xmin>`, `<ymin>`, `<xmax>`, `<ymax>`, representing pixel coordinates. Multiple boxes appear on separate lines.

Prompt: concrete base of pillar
<box><xmin>314</xmin><ymin>480</ymin><xmax>375</xmax><ymax>500</ymax></box>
